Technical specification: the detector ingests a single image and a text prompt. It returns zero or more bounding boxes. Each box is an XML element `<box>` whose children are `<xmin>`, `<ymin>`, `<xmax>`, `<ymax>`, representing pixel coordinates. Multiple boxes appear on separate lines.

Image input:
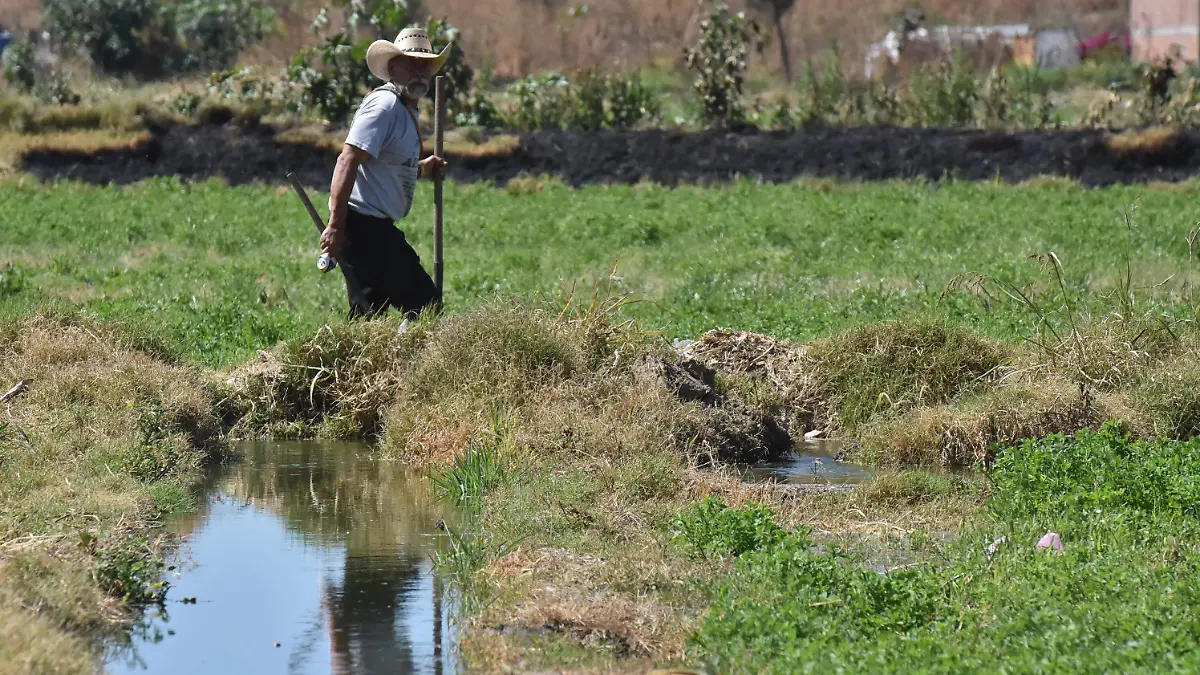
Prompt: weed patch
<box><xmin>804</xmin><ymin>319</ymin><xmax>1008</xmax><ymax>433</ymax></box>
<box><xmin>856</xmin><ymin>380</ymin><xmax>1120</xmax><ymax>468</ymax></box>
<box><xmin>685</xmin><ymin>428</ymin><xmax>1200</xmax><ymax>673</ymax></box>
<box><xmin>0</xmin><ymin>313</ymin><xmax>223</xmax><ymax>671</ymax></box>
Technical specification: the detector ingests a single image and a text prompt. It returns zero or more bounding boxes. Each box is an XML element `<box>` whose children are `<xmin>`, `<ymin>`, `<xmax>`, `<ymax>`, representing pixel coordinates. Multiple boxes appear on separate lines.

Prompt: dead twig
<box><xmin>1</xmin><ymin>378</ymin><xmax>31</xmax><ymax>404</ymax></box>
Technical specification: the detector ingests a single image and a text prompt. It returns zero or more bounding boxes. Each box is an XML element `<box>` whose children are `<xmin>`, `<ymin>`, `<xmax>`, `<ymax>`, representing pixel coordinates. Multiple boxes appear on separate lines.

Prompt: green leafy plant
<box><xmin>671</xmin><ymin>496</ymin><xmax>791</xmax><ymax>560</ymax></box>
<box><xmin>990</xmin><ymin>423</ymin><xmax>1200</xmax><ymax>526</ymax></box>
<box><xmin>502</xmin><ymin>70</ymin><xmax>659</xmax><ymax>131</ymax></box>
<box><xmin>43</xmin><ymin>0</ymin><xmax>274</xmax><ymax>75</ymax></box>
<box><xmin>43</xmin><ymin>0</ymin><xmax>159</xmax><ymax>73</ymax></box>
<box><xmin>1</xmin><ymin>41</ymin><xmax>35</xmax><ymax>92</ymax></box>
<box><xmin>286</xmin><ymin>1</ymin><xmax>416</xmax><ymax>122</ymax></box>
<box><xmin>96</xmin><ymin>538</ymin><xmax>168</xmax><ymax>605</ymax></box>
<box><xmin>1</xmin><ymin>39</ymin><xmax>80</xmax><ymax>104</ymax></box>
<box><xmin>684</xmin><ymin>1</ymin><xmax>764</xmax><ymax>127</ymax></box>
<box><xmin>166</xmin><ymin>0</ymin><xmax>278</xmax><ymax>72</ymax></box>
<box><xmin>901</xmin><ymin>54</ymin><xmax>979</xmax><ymax>127</ymax></box>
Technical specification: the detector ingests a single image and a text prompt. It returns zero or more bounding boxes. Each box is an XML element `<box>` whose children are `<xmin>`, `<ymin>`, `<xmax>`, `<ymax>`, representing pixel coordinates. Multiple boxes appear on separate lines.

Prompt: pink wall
<box><xmin>1132</xmin><ymin>0</ymin><xmax>1200</xmax><ymax>60</ymax></box>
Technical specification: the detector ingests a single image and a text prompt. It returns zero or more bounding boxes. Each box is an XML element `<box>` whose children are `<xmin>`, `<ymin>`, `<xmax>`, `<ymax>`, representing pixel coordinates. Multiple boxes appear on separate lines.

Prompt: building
<box><xmin>1132</xmin><ymin>0</ymin><xmax>1200</xmax><ymax>61</ymax></box>
<box><xmin>863</xmin><ymin>24</ymin><xmax>1032</xmax><ymax>78</ymax></box>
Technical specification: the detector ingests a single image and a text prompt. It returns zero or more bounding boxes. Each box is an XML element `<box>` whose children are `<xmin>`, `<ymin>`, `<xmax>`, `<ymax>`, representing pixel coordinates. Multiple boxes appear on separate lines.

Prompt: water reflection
<box><xmin>106</xmin><ymin>441</ymin><xmax>456</xmax><ymax>675</ymax></box>
<box><xmin>742</xmin><ymin>440</ymin><xmax>873</xmax><ymax>485</ymax></box>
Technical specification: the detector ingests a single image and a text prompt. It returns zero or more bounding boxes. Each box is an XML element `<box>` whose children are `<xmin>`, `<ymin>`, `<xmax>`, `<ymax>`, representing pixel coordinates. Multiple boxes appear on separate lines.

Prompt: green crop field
<box><xmin>4</xmin><ymin>177</ymin><xmax>1198</xmax><ymax>366</ymax></box>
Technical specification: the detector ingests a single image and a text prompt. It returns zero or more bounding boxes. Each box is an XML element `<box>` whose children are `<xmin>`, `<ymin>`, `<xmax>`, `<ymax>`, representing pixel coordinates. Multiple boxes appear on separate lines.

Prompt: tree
<box><xmin>750</xmin><ymin>0</ymin><xmax>795</xmax><ymax>82</ymax></box>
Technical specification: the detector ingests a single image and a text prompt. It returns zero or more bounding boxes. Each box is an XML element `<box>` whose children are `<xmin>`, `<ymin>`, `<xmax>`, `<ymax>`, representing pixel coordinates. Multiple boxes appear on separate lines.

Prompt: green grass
<box><xmin>684</xmin><ymin>425</ymin><xmax>1200</xmax><ymax>673</ymax></box>
<box><xmin>3</xmin><ymin>177</ymin><xmax>1199</xmax><ymax>367</ymax></box>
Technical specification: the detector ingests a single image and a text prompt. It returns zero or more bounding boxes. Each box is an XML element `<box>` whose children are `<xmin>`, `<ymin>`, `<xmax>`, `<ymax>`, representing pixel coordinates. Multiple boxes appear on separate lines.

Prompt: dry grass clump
<box><xmin>0</xmin><ymin>313</ymin><xmax>224</xmax><ymax>673</ymax></box>
<box><xmin>1106</xmin><ymin>127</ymin><xmax>1184</xmax><ymax>160</ymax></box>
<box><xmin>220</xmin><ymin>314</ymin><xmax>429</xmax><ymax>439</ymax></box>
<box><xmin>0</xmin><ymin>599</ymin><xmax>95</xmax><ymax>675</ymax></box>
<box><xmin>383</xmin><ymin>305</ymin><xmax>793</xmax><ymax>464</ymax></box>
<box><xmin>803</xmin><ymin>319</ymin><xmax>1009</xmax><ymax>433</ymax></box>
<box><xmin>1134</xmin><ymin>353</ymin><xmax>1200</xmax><ymax>440</ymax></box>
<box><xmin>0</xmin><ymin>94</ymin><xmax>148</xmax><ymax>135</ymax></box>
<box><xmin>222</xmin><ymin>302</ymin><xmax>793</xmax><ymax>463</ymax></box>
<box><xmin>690</xmin><ymin>320</ymin><xmax>1009</xmax><ymax>439</ymax></box>
<box><xmin>855</xmin><ymin>379</ymin><xmax>1144</xmax><ymax>468</ymax></box>
<box><xmin>1025</xmin><ymin>316</ymin><xmax>1184</xmax><ymax>391</ymax></box>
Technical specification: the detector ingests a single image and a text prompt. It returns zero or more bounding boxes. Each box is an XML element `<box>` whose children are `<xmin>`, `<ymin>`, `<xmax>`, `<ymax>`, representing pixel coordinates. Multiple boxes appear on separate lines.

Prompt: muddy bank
<box><xmin>19</xmin><ymin>120</ymin><xmax>1200</xmax><ymax>188</ymax></box>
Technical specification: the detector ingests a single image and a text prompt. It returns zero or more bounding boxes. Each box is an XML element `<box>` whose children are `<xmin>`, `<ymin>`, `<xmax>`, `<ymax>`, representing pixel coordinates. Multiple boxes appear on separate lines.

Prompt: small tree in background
<box><xmin>749</xmin><ymin>0</ymin><xmax>795</xmax><ymax>82</ymax></box>
<box><xmin>287</xmin><ymin>0</ymin><xmax>415</xmax><ymax>122</ymax></box>
<box><xmin>42</xmin><ymin>0</ymin><xmax>159</xmax><ymax>73</ymax></box>
<box><xmin>684</xmin><ymin>1</ymin><xmax>764</xmax><ymax>127</ymax></box>
<box><xmin>42</xmin><ymin>0</ymin><xmax>276</xmax><ymax>75</ymax></box>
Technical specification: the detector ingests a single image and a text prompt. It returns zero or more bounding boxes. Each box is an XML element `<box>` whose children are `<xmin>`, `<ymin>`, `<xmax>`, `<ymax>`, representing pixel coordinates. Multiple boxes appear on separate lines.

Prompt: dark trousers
<box><xmin>338</xmin><ymin>208</ymin><xmax>438</xmax><ymax>320</ymax></box>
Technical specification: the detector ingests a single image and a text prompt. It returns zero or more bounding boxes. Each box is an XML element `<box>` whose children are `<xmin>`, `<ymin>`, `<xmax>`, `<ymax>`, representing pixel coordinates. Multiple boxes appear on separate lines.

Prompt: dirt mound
<box><xmin>20</xmin><ymin>121</ymin><xmax>1200</xmax><ymax>188</ymax></box>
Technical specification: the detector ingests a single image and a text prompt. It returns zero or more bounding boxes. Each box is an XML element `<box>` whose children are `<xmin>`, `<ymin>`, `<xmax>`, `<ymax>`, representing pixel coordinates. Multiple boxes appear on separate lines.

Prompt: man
<box><xmin>321</xmin><ymin>27</ymin><xmax>451</xmax><ymax>320</ymax></box>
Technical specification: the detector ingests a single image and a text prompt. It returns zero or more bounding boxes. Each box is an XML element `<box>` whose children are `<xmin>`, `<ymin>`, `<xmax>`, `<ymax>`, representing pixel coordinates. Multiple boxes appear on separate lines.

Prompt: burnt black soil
<box><xmin>19</xmin><ymin>119</ymin><xmax>1200</xmax><ymax>188</ymax></box>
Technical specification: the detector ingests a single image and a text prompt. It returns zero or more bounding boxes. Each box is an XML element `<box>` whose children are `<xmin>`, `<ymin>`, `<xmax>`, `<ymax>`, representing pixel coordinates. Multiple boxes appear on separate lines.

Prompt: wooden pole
<box><xmin>433</xmin><ymin>76</ymin><xmax>446</xmax><ymax>308</ymax></box>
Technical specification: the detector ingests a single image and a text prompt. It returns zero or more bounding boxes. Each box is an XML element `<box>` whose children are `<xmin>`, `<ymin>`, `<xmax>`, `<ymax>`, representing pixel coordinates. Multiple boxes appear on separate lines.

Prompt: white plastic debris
<box><xmin>985</xmin><ymin>536</ymin><xmax>1007</xmax><ymax>556</ymax></box>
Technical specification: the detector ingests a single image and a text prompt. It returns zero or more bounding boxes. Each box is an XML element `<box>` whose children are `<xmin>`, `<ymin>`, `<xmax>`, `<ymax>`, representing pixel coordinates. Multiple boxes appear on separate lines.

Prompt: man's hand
<box><xmin>420</xmin><ymin>155</ymin><xmax>449</xmax><ymax>181</ymax></box>
<box><xmin>320</xmin><ymin>225</ymin><xmax>345</xmax><ymax>259</ymax></box>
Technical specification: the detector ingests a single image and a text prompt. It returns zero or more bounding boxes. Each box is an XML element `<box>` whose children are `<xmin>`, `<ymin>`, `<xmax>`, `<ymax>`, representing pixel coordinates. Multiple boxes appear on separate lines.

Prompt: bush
<box><xmin>1</xmin><ymin>40</ymin><xmax>80</xmax><ymax>105</ymax></box>
<box><xmin>285</xmin><ymin>1</ymin><xmax>417</xmax><ymax>122</ymax></box>
<box><xmin>2</xmin><ymin>41</ymin><xmax>35</xmax><ymax>92</ymax></box>
<box><xmin>671</xmin><ymin>496</ymin><xmax>792</xmax><ymax>560</ymax></box>
<box><xmin>166</xmin><ymin>0</ymin><xmax>278</xmax><ymax>72</ymax></box>
<box><xmin>684</xmin><ymin>1</ymin><xmax>764</xmax><ymax>127</ymax></box>
<box><xmin>502</xmin><ymin>70</ymin><xmax>659</xmax><ymax>131</ymax></box>
<box><xmin>43</xmin><ymin>0</ymin><xmax>159</xmax><ymax>73</ymax></box>
<box><xmin>42</xmin><ymin>0</ymin><xmax>275</xmax><ymax>75</ymax></box>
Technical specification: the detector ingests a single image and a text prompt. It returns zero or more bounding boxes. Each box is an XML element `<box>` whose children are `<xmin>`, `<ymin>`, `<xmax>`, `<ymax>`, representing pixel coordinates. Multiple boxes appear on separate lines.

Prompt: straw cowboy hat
<box><xmin>366</xmin><ymin>27</ymin><xmax>452</xmax><ymax>82</ymax></box>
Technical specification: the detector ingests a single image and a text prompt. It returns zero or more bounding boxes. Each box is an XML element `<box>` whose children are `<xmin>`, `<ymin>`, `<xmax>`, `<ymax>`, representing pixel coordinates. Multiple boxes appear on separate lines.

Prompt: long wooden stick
<box><xmin>433</xmin><ymin>76</ymin><xmax>446</xmax><ymax>307</ymax></box>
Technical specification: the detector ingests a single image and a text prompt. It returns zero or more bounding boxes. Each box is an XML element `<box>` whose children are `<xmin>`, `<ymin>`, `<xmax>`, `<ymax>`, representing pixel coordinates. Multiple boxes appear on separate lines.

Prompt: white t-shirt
<box><xmin>345</xmin><ymin>86</ymin><xmax>421</xmax><ymax>222</ymax></box>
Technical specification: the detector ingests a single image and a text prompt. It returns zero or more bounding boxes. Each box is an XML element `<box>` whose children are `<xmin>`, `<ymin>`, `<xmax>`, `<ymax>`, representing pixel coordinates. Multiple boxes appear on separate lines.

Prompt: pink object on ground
<box><xmin>1036</xmin><ymin>532</ymin><xmax>1064</xmax><ymax>553</ymax></box>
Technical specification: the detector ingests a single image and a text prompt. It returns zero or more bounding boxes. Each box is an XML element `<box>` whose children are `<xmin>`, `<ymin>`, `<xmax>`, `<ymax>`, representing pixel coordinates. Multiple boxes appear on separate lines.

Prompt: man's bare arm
<box><xmin>321</xmin><ymin>144</ymin><xmax>371</xmax><ymax>258</ymax></box>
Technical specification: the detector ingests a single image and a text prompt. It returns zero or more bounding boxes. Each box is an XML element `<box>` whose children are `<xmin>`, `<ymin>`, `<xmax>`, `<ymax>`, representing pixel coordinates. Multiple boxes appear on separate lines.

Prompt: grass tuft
<box><xmin>1106</xmin><ymin>126</ymin><xmax>1183</xmax><ymax>158</ymax></box>
<box><xmin>855</xmin><ymin>380</ymin><xmax>1128</xmax><ymax>468</ymax></box>
<box><xmin>0</xmin><ymin>313</ymin><xmax>224</xmax><ymax>672</ymax></box>
<box><xmin>805</xmin><ymin>319</ymin><xmax>1009</xmax><ymax>433</ymax></box>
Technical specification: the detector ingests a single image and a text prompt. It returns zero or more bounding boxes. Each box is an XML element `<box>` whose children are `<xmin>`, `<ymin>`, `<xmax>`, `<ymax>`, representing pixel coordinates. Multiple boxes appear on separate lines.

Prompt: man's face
<box><xmin>388</xmin><ymin>55</ymin><xmax>434</xmax><ymax>100</ymax></box>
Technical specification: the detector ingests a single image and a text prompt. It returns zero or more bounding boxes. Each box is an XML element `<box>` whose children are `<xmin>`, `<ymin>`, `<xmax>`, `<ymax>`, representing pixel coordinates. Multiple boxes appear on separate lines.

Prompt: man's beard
<box><xmin>397</xmin><ymin>80</ymin><xmax>429</xmax><ymax>102</ymax></box>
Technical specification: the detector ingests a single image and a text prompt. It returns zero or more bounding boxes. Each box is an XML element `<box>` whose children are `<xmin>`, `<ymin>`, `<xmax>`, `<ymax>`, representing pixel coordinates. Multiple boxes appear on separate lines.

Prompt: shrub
<box><xmin>166</xmin><ymin>0</ymin><xmax>278</xmax><ymax>72</ymax></box>
<box><xmin>42</xmin><ymin>0</ymin><xmax>275</xmax><ymax>75</ymax></box>
<box><xmin>505</xmin><ymin>72</ymin><xmax>573</xmax><ymax>130</ymax></box>
<box><xmin>1</xmin><ymin>41</ymin><xmax>35</xmax><ymax>92</ymax></box>
<box><xmin>285</xmin><ymin>1</ymin><xmax>417</xmax><ymax>122</ymax></box>
<box><xmin>684</xmin><ymin>1</ymin><xmax>764</xmax><ymax>127</ymax></box>
<box><xmin>900</xmin><ymin>55</ymin><xmax>979</xmax><ymax>127</ymax></box>
<box><xmin>671</xmin><ymin>496</ymin><xmax>792</xmax><ymax>560</ymax></box>
<box><xmin>2</xmin><ymin>40</ymin><xmax>80</xmax><ymax>105</ymax></box>
<box><xmin>502</xmin><ymin>70</ymin><xmax>659</xmax><ymax>131</ymax></box>
<box><xmin>43</xmin><ymin>0</ymin><xmax>159</xmax><ymax>73</ymax></box>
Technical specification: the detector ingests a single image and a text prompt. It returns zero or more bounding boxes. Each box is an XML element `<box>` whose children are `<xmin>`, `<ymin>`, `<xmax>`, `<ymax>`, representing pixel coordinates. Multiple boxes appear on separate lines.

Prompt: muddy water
<box><xmin>105</xmin><ymin>441</ymin><xmax>457</xmax><ymax>675</ymax></box>
<box><xmin>743</xmin><ymin>440</ymin><xmax>873</xmax><ymax>485</ymax></box>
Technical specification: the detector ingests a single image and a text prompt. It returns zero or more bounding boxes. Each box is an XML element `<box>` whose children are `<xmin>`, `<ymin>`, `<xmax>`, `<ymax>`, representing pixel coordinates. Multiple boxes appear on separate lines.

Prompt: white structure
<box><xmin>864</xmin><ymin>24</ymin><xmax>1032</xmax><ymax>78</ymax></box>
<box><xmin>1036</xmin><ymin>29</ymin><xmax>1082</xmax><ymax>69</ymax></box>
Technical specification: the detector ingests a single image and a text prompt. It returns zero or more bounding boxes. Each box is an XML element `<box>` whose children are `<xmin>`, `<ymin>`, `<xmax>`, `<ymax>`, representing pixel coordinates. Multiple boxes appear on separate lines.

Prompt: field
<box><xmin>5</xmin><ymin>177</ymin><xmax>1199</xmax><ymax>365</ymax></box>
<box><xmin>5</xmin><ymin>171</ymin><xmax>1200</xmax><ymax>673</ymax></box>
